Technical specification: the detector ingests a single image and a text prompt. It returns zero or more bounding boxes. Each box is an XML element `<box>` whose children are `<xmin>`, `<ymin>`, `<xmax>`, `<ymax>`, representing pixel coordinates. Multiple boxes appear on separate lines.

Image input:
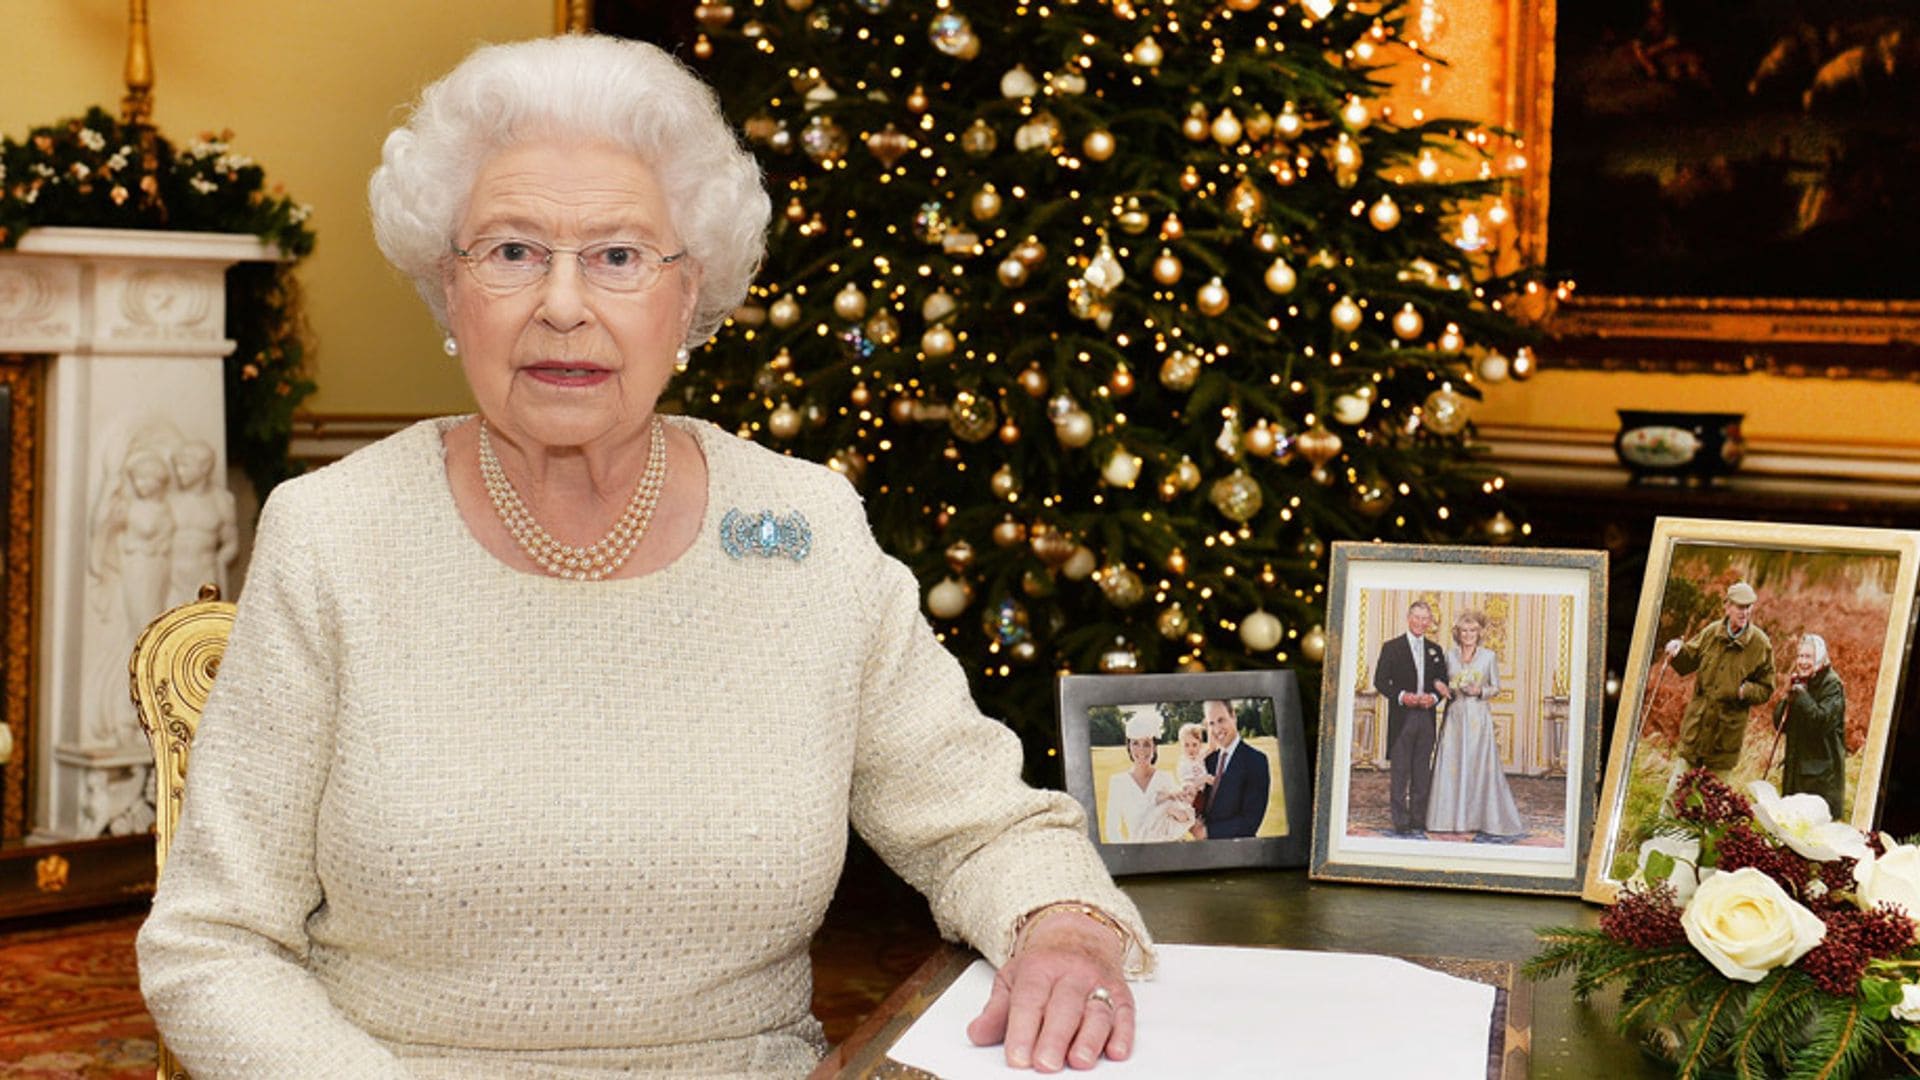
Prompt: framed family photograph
<box><xmin>1058</xmin><ymin>670</ymin><xmax>1311</xmax><ymax>876</ymax></box>
<box><xmin>1585</xmin><ymin>518</ymin><xmax>1920</xmax><ymax>903</ymax></box>
<box><xmin>1312</xmin><ymin>543</ymin><xmax>1607</xmax><ymax>895</ymax></box>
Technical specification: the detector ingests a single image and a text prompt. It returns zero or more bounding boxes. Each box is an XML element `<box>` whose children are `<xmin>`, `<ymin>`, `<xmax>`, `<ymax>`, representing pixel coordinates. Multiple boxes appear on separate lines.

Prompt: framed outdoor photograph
<box><xmin>1507</xmin><ymin>0</ymin><xmax>1920</xmax><ymax>375</ymax></box>
<box><xmin>1058</xmin><ymin>670</ymin><xmax>1311</xmax><ymax>876</ymax></box>
<box><xmin>1312</xmin><ymin>543</ymin><xmax>1607</xmax><ymax>895</ymax></box>
<box><xmin>1585</xmin><ymin>518</ymin><xmax>1920</xmax><ymax>903</ymax></box>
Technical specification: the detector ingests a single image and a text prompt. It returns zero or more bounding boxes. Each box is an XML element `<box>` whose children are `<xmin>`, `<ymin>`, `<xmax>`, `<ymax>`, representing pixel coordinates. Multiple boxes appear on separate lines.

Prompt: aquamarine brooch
<box><xmin>720</xmin><ymin>509</ymin><xmax>812</xmax><ymax>561</ymax></box>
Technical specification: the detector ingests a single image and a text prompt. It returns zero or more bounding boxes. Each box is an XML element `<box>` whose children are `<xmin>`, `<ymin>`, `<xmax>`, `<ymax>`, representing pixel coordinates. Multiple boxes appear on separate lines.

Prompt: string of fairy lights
<box><xmin>685</xmin><ymin>0</ymin><xmax>1553</xmax><ymax>736</ymax></box>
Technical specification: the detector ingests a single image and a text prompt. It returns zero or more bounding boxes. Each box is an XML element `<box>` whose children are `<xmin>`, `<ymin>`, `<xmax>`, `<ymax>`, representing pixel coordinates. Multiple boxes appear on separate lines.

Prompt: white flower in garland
<box><xmin>1748</xmin><ymin>780</ymin><xmax>1870</xmax><ymax>862</ymax></box>
<box><xmin>1682</xmin><ymin>866</ymin><xmax>1827</xmax><ymax>982</ymax></box>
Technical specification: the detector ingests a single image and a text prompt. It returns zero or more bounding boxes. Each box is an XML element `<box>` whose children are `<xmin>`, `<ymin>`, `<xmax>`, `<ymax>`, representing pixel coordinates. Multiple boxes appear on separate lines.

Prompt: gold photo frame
<box><xmin>1585</xmin><ymin>517</ymin><xmax>1920</xmax><ymax>903</ymax></box>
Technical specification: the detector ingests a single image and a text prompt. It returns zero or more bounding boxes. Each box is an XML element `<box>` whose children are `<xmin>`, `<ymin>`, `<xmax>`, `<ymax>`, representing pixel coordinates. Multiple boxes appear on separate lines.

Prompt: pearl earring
<box><xmin>674</xmin><ymin>345</ymin><xmax>691</xmax><ymax>368</ymax></box>
<box><xmin>442</xmin><ymin>335</ymin><xmax>459</xmax><ymax>357</ymax></box>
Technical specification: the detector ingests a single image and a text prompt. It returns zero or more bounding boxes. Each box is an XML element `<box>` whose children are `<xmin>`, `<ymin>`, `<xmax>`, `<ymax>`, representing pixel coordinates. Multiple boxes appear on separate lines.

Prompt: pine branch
<box><xmin>1676</xmin><ymin>981</ymin><xmax>1746</xmax><ymax>1080</ymax></box>
<box><xmin>1787</xmin><ymin>997</ymin><xmax>1882</xmax><ymax>1080</ymax></box>
<box><xmin>1734</xmin><ymin>972</ymin><xmax>1817</xmax><ymax>1080</ymax></box>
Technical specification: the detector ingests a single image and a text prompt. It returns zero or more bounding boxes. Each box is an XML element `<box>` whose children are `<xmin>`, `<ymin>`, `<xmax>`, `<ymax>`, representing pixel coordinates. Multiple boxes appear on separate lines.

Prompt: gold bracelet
<box><xmin>1013</xmin><ymin>902</ymin><xmax>1131</xmax><ymax>957</ymax></box>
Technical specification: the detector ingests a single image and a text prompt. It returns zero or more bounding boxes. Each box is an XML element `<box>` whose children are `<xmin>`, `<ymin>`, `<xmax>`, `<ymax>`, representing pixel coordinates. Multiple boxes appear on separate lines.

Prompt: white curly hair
<box><xmin>367</xmin><ymin>35</ymin><xmax>769</xmax><ymax>348</ymax></box>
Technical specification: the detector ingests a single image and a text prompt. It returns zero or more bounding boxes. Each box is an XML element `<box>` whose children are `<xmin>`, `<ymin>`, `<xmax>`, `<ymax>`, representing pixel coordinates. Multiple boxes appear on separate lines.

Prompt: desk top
<box><xmin>819</xmin><ymin>869</ymin><xmax>1667</xmax><ymax>1079</ymax></box>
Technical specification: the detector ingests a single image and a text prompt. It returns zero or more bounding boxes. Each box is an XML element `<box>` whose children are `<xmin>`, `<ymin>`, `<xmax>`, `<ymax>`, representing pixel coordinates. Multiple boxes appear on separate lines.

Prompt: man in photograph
<box><xmin>1193</xmin><ymin>699</ymin><xmax>1269</xmax><ymax>839</ymax></box>
<box><xmin>1373</xmin><ymin>599</ymin><xmax>1450</xmax><ymax>838</ymax></box>
<box><xmin>1665</xmin><ymin>580</ymin><xmax>1775</xmax><ymax>783</ymax></box>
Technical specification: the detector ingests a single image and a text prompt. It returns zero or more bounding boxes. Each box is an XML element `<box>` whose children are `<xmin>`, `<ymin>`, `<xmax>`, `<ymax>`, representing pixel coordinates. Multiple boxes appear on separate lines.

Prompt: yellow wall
<box><xmin>0</xmin><ymin>0</ymin><xmax>551</xmax><ymax>417</ymax></box>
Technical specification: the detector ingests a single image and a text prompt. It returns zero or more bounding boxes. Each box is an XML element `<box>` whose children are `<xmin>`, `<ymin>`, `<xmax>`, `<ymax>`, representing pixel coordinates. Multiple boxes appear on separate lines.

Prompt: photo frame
<box><xmin>1312</xmin><ymin>543</ymin><xmax>1607</xmax><ymax>894</ymax></box>
<box><xmin>1058</xmin><ymin>670</ymin><xmax>1311</xmax><ymax>876</ymax></box>
<box><xmin>1585</xmin><ymin>518</ymin><xmax>1920</xmax><ymax>903</ymax></box>
<box><xmin>1508</xmin><ymin>0</ymin><xmax>1920</xmax><ymax>376</ymax></box>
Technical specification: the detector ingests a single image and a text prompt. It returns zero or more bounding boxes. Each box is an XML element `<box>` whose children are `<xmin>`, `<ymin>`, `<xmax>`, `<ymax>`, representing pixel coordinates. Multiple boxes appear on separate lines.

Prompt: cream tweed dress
<box><xmin>137</xmin><ymin>416</ymin><xmax>1151</xmax><ymax>1078</ymax></box>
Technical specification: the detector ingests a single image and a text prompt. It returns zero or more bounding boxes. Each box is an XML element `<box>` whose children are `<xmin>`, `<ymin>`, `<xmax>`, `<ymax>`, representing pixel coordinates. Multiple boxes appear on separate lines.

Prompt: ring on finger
<box><xmin>1086</xmin><ymin>986</ymin><xmax>1114</xmax><ymax>1007</ymax></box>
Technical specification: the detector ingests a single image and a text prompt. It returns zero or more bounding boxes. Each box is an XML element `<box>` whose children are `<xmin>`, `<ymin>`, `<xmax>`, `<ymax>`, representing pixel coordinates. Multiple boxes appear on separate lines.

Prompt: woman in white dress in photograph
<box><xmin>1103</xmin><ymin>710</ymin><xmax>1195</xmax><ymax>843</ymax></box>
<box><xmin>1426</xmin><ymin>610</ymin><xmax>1526</xmax><ymax>840</ymax></box>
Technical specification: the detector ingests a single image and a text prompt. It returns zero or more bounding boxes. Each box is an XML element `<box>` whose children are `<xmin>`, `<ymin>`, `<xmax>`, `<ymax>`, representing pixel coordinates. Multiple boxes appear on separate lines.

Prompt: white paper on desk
<box><xmin>886</xmin><ymin>943</ymin><xmax>1497</xmax><ymax>1080</ymax></box>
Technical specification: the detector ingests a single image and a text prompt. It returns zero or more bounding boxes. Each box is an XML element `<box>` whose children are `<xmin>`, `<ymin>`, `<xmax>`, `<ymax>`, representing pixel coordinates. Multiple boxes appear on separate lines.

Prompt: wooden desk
<box><xmin>819</xmin><ymin>870</ymin><xmax>1665</xmax><ymax>1078</ymax></box>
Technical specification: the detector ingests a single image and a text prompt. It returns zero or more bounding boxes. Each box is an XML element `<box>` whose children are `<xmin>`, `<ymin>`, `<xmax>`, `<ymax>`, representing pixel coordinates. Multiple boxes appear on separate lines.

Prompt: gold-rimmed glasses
<box><xmin>451</xmin><ymin>237</ymin><xmax>687</xmax><ymax>294</ymax></box>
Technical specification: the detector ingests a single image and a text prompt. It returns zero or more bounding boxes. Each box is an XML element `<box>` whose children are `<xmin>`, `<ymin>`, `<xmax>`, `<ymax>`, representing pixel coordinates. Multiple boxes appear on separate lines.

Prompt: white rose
<box><xmin>1856</xmin><ymin>840</ymin><xmax>1920</xmax><ymax>926</ymax></box>
<box><xmin>1748</xmin><ymin>780</ymin><xmax>1870</xmax><ymax>862</ymax></box>
<box><xmin>1633</xmin><ymin>834</ymin><xmax>1708</xmax><ymax>905</ymax></box>
<box><xmin>1896</xmin><ymin>984</ymin><xmax>1920</xmax><ymax>1023</ymax></box>
<box><xmin>1682</xmin><ymin>867</ymin><xmax>1827</xmax><ymax>982</ymax></box>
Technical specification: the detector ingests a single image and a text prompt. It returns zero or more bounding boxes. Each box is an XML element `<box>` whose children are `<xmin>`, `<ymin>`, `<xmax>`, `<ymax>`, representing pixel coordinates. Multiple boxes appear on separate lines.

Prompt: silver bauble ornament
<box><xmin>927</xmin><ymin>578</ymin><xmax>973</xmax><ymax>619</ymax></box>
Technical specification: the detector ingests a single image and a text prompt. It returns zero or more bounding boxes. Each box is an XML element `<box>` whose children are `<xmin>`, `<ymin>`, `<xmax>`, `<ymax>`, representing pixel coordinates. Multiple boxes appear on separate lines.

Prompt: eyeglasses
<box><xmin>451</xmin><ymin>237</ymin><xmax>688</xmax><ymax>294</ymax></box>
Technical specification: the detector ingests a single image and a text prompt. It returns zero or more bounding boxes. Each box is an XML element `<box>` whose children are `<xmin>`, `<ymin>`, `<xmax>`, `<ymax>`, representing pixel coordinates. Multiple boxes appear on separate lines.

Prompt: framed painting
<box><xmin>1510</xmin><ymin>0</ymin><xmax>1920</xmax><ymax>376</ymax></box>
<box><xmin>1058</xmin><ymin>670</ymin><xmax>1311</xmax><ymax>876</ymax></box>
<box><xmin>1312</xmin><ymin>542</ymin><xmax>1607</xmax><ymax>895</ymax></box>
<box><xmin>1585</xmin><ymin>517</ymin><xmax>1920</xmax><ymax>903</ymax></box>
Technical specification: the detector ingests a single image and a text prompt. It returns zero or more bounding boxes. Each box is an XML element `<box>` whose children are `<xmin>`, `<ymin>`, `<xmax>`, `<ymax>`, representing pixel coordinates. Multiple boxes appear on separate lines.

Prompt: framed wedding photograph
<box><xmin>1311</xmin><ymin>543</ymin><xmax>1607</xmax><ymax>895</ymax></box>
<box><xmin>1584</xmin><ymin>518</ymin><xmax>1920</xmax><ymax>903</ymax></box>
<box><xmin>1058</xmin><ymin>670</ymin><xmax>1311</xmax><ymax>876</ymax></box>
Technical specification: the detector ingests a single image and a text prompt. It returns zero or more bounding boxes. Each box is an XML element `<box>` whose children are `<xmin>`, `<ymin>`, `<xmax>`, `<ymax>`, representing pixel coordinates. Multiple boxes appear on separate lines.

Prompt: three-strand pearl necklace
<box><xmin>477</xmin><ymin>418</ymin><xmax>668</xmax><ymax>581</ymax></box>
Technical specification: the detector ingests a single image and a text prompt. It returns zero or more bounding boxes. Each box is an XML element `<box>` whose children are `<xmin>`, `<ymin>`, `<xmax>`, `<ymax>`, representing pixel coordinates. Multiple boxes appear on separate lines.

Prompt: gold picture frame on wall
<box><xmin>1312</xmin><ymin>542</ymin><xmax>1607</xmax><ymax>895</ymax></box>
<box><xmin>1509</xmin><ymin>0</ymin><xmax>1920</xmax><ymax>378</ymax></box>
<box><xmin>2</xmin><ymin>356</ymin><xmax>41</xmax><ymax>846</ymax></box>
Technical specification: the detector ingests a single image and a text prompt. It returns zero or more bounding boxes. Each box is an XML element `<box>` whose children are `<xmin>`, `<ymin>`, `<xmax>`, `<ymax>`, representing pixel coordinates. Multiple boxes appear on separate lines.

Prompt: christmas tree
<box><xmin>679</xmin><ymin>0</ymin><xmax>1539</xmax><ymax>775</ymax></box>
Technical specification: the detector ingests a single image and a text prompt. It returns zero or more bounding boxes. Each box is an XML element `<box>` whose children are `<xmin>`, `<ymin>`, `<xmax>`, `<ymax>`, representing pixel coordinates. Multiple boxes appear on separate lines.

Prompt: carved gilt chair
<box><xmin>129</xmin><ymin>582</ymin><xmax>236</xmax><ymax>1080</ymax></box>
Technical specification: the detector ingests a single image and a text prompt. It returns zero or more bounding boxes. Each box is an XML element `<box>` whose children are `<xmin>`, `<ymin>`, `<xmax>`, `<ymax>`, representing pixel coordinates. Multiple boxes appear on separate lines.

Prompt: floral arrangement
<box><xmin>0</xmin><ymin>106</ymin><xmax>316</xmax><ymax>495</ymax></box>
<box><xmin>1528</xmin><ymin>770</ymin><xmax>1920</xmax><ymax>1079</ymax></box>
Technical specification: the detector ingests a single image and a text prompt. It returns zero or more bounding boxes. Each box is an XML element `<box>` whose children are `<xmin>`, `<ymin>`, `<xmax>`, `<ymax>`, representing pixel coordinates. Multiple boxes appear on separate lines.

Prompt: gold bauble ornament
<box><xmin>1243</xmin><ymin>422</ymin><xmax>1277</xmax><ymax>458</ymax></box>
<box><xmin>961</xmin><ymin>119</ymin><xmax>998</xmax><ymax>157</ymax></box>
<box><xmin>1156</xmin><ymin>604</ymin><xmax>1190</xmax><ymax>640</ymax></box>
<box><xmin>1254</xmin><ymin>227</ymin><xmax>1282</xmax><ymax>254</ymax></box>
<box><xmin>1210</xmin><ymin>109</ymin><xmax>1244</xmax><ymax>146</ymax></box>
<box><xmin>1350</xmin><ymin>476</ymin><xmax>1393</xmax><ymax>517</ymax></box>
<box><xmin>784</xmin><ymin>196</ymin><xmax>808</xmax><ymax>223</ymax></box>
<box><xmin>1423</xmin><ymin>387</ymin><xmax>1470</xmax><ymax>435</ymax></box>
<box><xmin>1392</xmin><ymin>303</ymin><xmax>1425</xmax><ymax>341</ymax></box>
<box><xmin>1161</xmin><ymin>213</ymin><xmax>1186</xmax><ymax>240</ymax></box>
<box><xmin>694</xmin><ymin>2</ymin><xmax>735</xmax><ymax>29</ymax></box>
<box><xmin>1062</xmin><ymin>545</ymin><xmax>1097</xmax><ymax>581</ymax></box>
<box><xmin>1510</xmin><ymin>346</ymin><xmax>1537</xmax><ymax>381</ymax></box>
<box><xmin>1109</xmin><ymin>365</ymin><xmax>1135</xmax><ymax>396</ymax></box>
<box><xmin>1209</xmin><ymin>470</ymin><xmax>1263</xmax><ymax>523</ymax></box>
<box><xmin>921</xmin><ymin>324</ymin><xmax>958</xmax><ymax>359</ymax></box>
<box><xmin>998</xmin><ymin>421</ymin><xmax>1021</xmax><ymax>444</ymax></box>
<box><xmin>768</xmin><ymin>403</ymin><xmax>802</xmax><ymax>439</ymax></box>
<box><xmin>692</xmin><ymin>34</ymin><xmax>714</xmax><ymax>59</ymax></box>
<box><xmin>1332</xmin><ymin>392</ymin><xmax>1371</xmax><ymax>425</ymax></box>
<box><xmin>1486</xmin><ymin>510</ymin><xmax>1519</xmax><ymax>545</ymax></box>
<box><xmin>1196</xmin><ymin>277</ymin><xmax>1230</xmax><ymax>317</ymax></box>
<box><xmin>944</xmin><ymin>540</ymin><xmax>976</xmax><ymax>573</ymax></box>
<box><xmin>1098</xmin><ymin>566</ymin><xmax>1146</xmax><ymax>608</ymax></box>
<box><xmin>1117</xmin><ymin>198</ymin><xmax>1151</xmax><ymax>234</ymax></box>
<box><xmin>970</xmin><ymin>184</ymin><xmax>1003</xmax><ymax>221</ymax></box>
<box><xmin>1438</xmin><ymin>323</ymin><xmax>1466</xmax><ymax>355</ymax></box>
<box><xmin>850</xmin><ymin>382</ymin><xmax>872</xmax><ymax>407</ymax></box>
<box><xmin>1368</xmin><ymin>194</ymin><xmax>1401</xmax><ymax>230</ymax></box>
<box><xmin>865</xmin><ymin>125</ymin><xmax>913</xmax><ymax>168</ymax></box>
<box><xmin>800</xmin><ymin>115</ymin><xmax>849</xmax><ymax>164</ymax></box>
<box><xmin>1340</xmin><ymin>94</ymin><xmax>1371</xmax><ymax>129</ymax></box>
<box><xmin>1020</xmin><ymin>569</ymin><xmax>1052</xmax><ymax>598</ymax></box>
<box><xmin>889</xmin><ymin>396</ymin><xmax>917</xmax><ymax>425</ymax></box>
<box><xmin>1099</xmin><ymin>639</ymin><xmax>1143</xmax><ymax>674</ymax></box>
<box><xmin>989</xmin><ymin>463</ymin><xmax>1021</xmax><ymax>499</ymax></box>
<box><xmin>1083</xmin><ymin>129</ymin><xmax>1117</xmax><ymax>161</ymax></box>
<box><xmin>1300</xmin><ymin>625</ymin><xmax>1328</xmax><ymax>663</ymax></box>
<box><xmin>950</xmin><ymin>391</ymin><xmax>998</xmax><ymax>442</ymax></box>
<box><xmin>1477</xmin><ymin>349</ymin><xmax>1510</xmax><ymax>383</ymax></box>
<box><xmin>1017</xmin><ymin>365</ymin><xmax>1049</xmax><ymax>397</ymax></box>
<box><xmin>1179</xmin><ymin>165</ymin><xmax>1203</xmax><ymax>193</ymax></box>
<box><xmin>1275</xmin><ymin>101</ymin><xmax>1303</xmax><ymax>139</ymax></box>
<box><xmin>1295</xmin><ymin>424</ymin><xmax>1343</xmax><ymax>469</ymax></box>
<box><xmin>996</xmin><ymin>257</ymin><xmax>1029</xmax><ymax>289</ymax></box>
<box><xmin>1239</xmin><ymin>610</ymin><xmax>1284</xmax><ymax>652</ymax></box>
<box><xmin>927</xmin><ymin>577</ymin><xmax>973</xmax><ymax>619</ymax></box>
<box><xmin>1330</xmin><ymin>295</ymin><xmax>1364</xmax><ymax>333</ymax></box>
<box><xmin>827</xmin><ymin>448</ymin><xmax>865</xmax><ymax>485</ymax></box>
<box><xmin>992</xmin><ymin>517</ymin><xmax>1029</xmax><ymax>548</ymax></box>
<box><xmin>1159</xmin><ymin>350</ymin><xmax>1201</xmax><ymax>391</ymax></box>
<box><xmin>1127</xmin><ymin>34</ymin><xmax>1165</xmax><ymax>67</ymax></box>
<box><xmin>1054</xmin><ymin>408</ymin><xmax>1095</xmax><ymax>448</ymax></box>
<box><xmin>1228</xmin><ymin>179</ymin><xmax>1265</xmax><ymax>222</ymax></box>
<box><xmin>1165</xmin><ymin>549</ymin><xmax>1188</xmax><ymax>575</ymax></box>
<box><xmin>1030</xmin><ymin>529</ymin><xmax>1075</xmax><ymax>568</ymax></box>
<box><xmin>1181</xmin><ymin>105</ymin><xmax>1210</xmax><ymax>142</ymax></box>
<box><xmin>1010</xmin><ymin>639</ymin><xmax>1039</xmax><ymax>663</ymax></box>
<box><xmin>1013</xmin><ymin>237</ymin><xmax>1047</xmax><ymax>267</ymax></box>
<box><xmin>833</xmin><ymin>283</ymin><xmax>868</xmax><ymax>321</ymax></box>
<box><xmin>769</xmin><ymin>294</ymin><xmax>802</xmax><ymax>329</ymax></box>
<box><xmin>906</xmin><ymin>85</ymin><xmax>930</xmax><ymax>113</ymax></box>
<box><xmin>1245</xmin><ymin>106</ymin><xmax>1274</xmax><ymax>141</ymax></box>
<box><xmin>999</xmin><ymin>63</ymin><xmax>1039</xmax><ymax>99</ymax></box>
<box><xmin>921</xmin><ymin>289</ymin><xmax>958</xmax><ymax>323</ymax></box>
<box><xmin>1152</xmin><ymin>249</ymin><xmax>1184</xmax><ymax>285</ymax></box>
<box><xmin>1263</xmin><ymin>258</ymin><xmax>1298</xmax><ymax>295</ymax></box>
<box><xmin>1171</xmin><ymin>456</ymin><xmax>1202</xmax><ymax>492</ymax></box>
<box><xmin>1101</xmin><ymin>447</ymin><xmax>1143</xmax><ymax>487</ymax></box>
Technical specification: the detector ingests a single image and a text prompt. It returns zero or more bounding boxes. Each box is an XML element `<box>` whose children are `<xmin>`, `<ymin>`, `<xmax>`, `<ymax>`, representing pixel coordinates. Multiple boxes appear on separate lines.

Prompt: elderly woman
<box><xmin>137</xmin><ymin>35</ymin><xmax>1150</xmax><ymax>1078</ymax></box>
<box><xmin>1774</xmin><ymin>633</ymin><xmax>1847</xmax><ymax>818</ymax></box>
